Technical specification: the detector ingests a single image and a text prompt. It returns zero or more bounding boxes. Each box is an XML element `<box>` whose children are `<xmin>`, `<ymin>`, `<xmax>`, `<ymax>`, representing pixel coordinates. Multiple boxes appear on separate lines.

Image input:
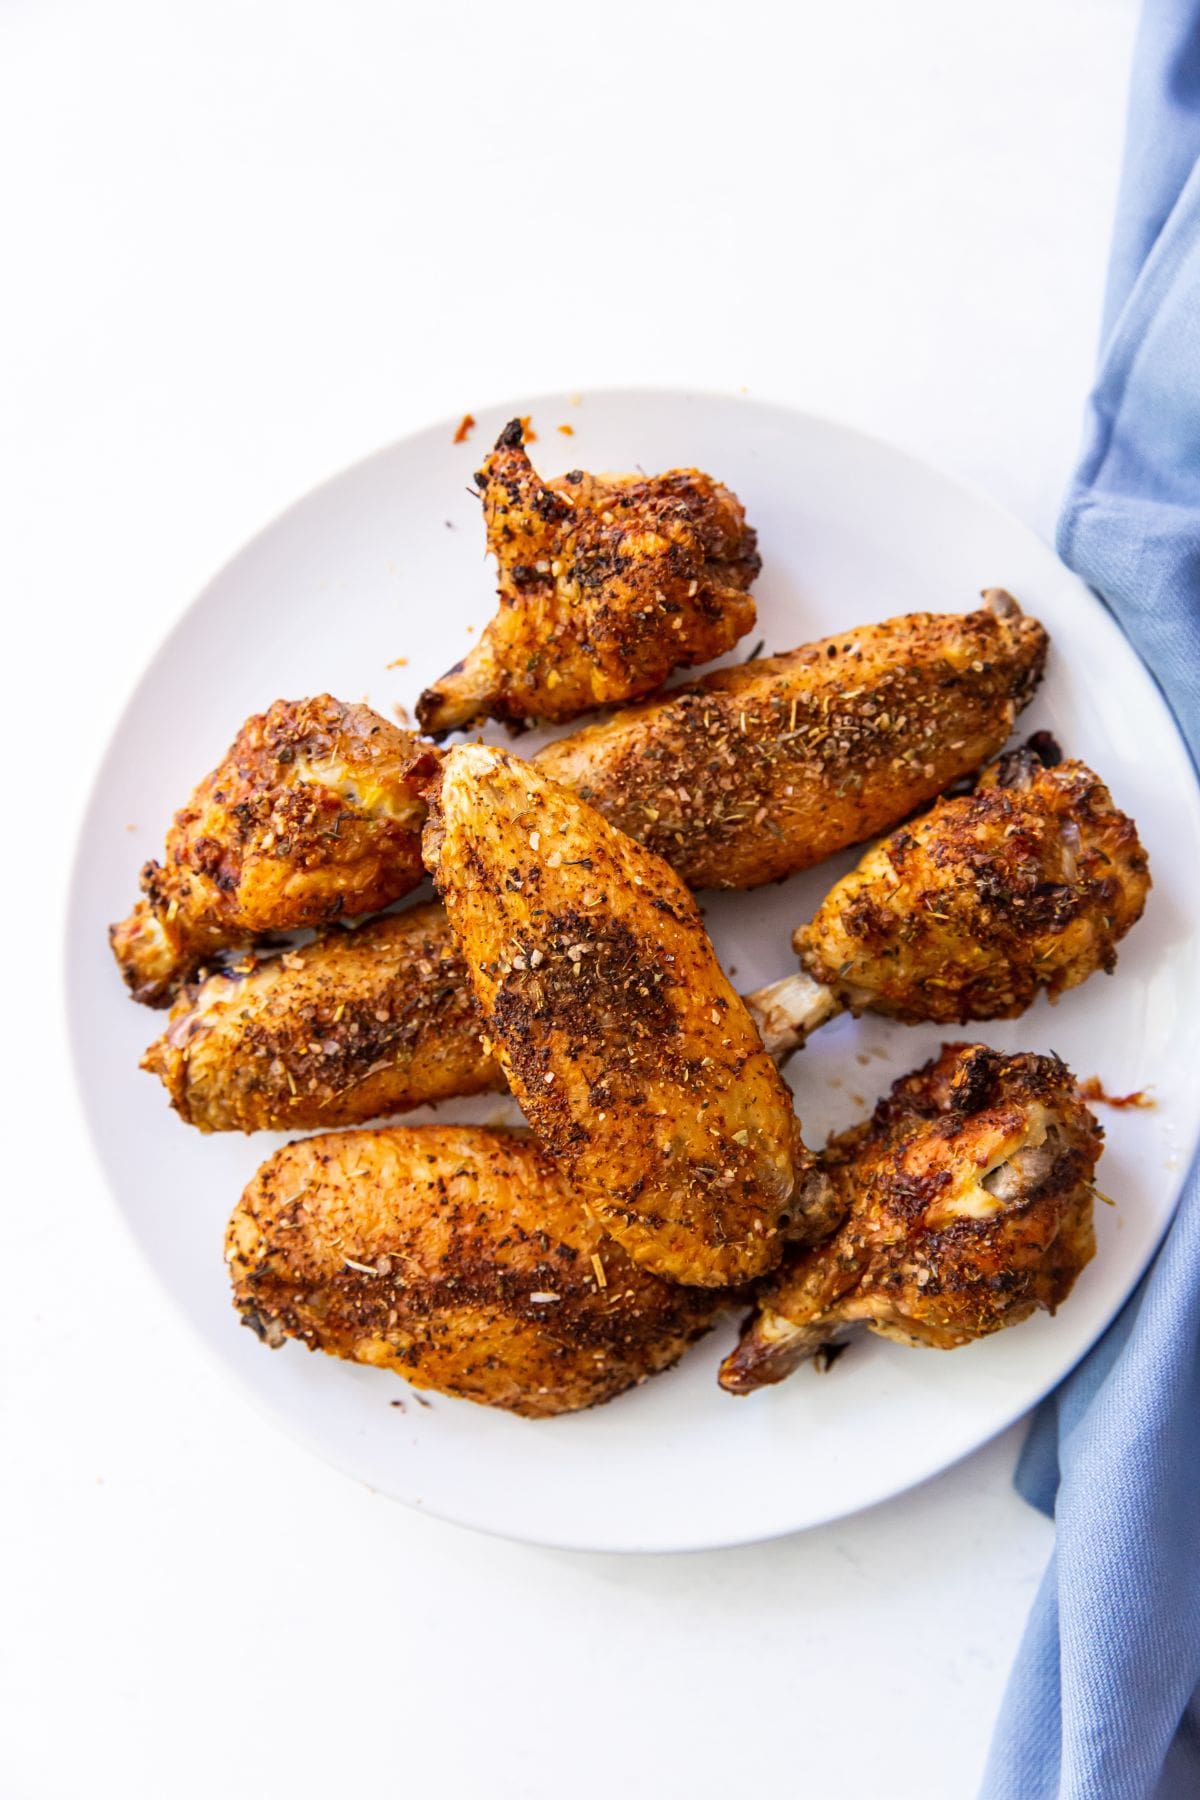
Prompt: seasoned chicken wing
<box><xmin>110</xmin><ymin>698</ymin><xmax>438</xmax><ymax>1005</ymax></box>
<box><xmin>144</xmin><ymin>735</ymin><xmax>1133</xmax><ymax>1139</ymax></box>
<box><xmin>536</xmin><ymin>593</ymin><xmax>1047</xmax><ymax>889</ymax></box>
<box><xmin>425</xmin><ymin>744</ymin><xmax>813</xmax><ymax>1286</ymax></box>
<box><xmin>719</xmin><ymin>1045</ymin><xmax>1101</xmax><ymax>1393</ymax></box>
<box><xmin>115</xmin><ymin>600</ymin><xmax>1045</xmax><ymax>1010</ymax></box>
<box><xmin>416</xmin><ymin>421</ymin><xmax>759</xmax><ymax>735</ymax></box>
<box><xmin>228</xmin><ymin>1125</ymin><xmax>725</xmax><ymax>1417</ymax></box>
<box><xmin>142</xmin><ymin>902</ymin><xmax>500</xmax><ymax>1132</ymax></box>
<box><xmin>746</xmin><ymin>737</ymin><xmax>1150</xmax><ymax>1055</ymax></box>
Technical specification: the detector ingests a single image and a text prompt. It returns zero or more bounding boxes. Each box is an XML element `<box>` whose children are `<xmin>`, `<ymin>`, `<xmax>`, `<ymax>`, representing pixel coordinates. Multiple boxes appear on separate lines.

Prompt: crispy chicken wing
<box><xmin>142</xmin><ymin>902</ymin><xmax>500</xmax><ymax>1132</ymax></box>
<box><xmin>228</xmin><ymin>1124</ymin><xmax>725</xmax><ymax>1417</ymax></box>
<box><xmin>416</xmin><ymin>421</ymin><xmax>759</xmax><ymax>735</ymax></box>
<box><xmin>746</xmin><ymin>737</ymin><xmax>1150</xmax><ymax>1055</ymax></box>
<box><xmin>110</xmin><ymin>698</ymin><xmax>438</xmax><ymax>1005</ymax></box>
<box><xmin>719</xmin><ymin>1045</ymin><xmax>1100</xmax><ymax>1393</ymax></box>
<box><xmin>425</xmin><ymin>744</ymin><xmax>812</xmax><ymax>1286</ymax></box>
<box><xmin>535</xmin><ymin>593</ymin><xmax>1047</xmax><ymax>889</ymax></box>
<box><xmin>144</xmin><ymin>735</ymin><xmax>1132</xmax><ymax>1139</ymax></box>
<box><xmin>115</xmin><ymin>600</ymin><xmax>1045</xmax><ymax>1009</ymax></box>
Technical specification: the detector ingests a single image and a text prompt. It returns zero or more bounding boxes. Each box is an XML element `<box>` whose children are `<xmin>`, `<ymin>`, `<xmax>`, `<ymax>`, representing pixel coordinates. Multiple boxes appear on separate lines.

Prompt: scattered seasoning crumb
<box><xmin>126</xmin><ymin>823</ymin><xmax>137</xmax><ymax>832</ymax></box>
<box><xmin>389</xmin><ymin>1397</ymin><xmax>407</xmax><ymax>1411</ymax></box>
<box><xmin>1078</xmin><ymin>1077</ymin><xmax>1154</xmax><ymax>1110</ymax></box>
<box><xmin>392</xmin><ymin>702</ymin><xmax>411</xmax><ymax>725</ymax></box>
<box><xmin>529</xmin><ymin>1291</ymin><xmax>560</xmax><ymax>1304</ymax></box>
<box><xmin>558</xmin><ymin>423</ymin><xmax>575</xmax><ymax>435</ymax></box>
<box><xmin>590</xmin><ymin>1253</ymin><xmax>607</xmax><ymax>1289</ymax></box>
<box><xmin>519</xmin><ymin>414</ymin><xmax>537</xmax><ymax>443</ymax></box>
<box><xmin>386</xmin><ymin>655</ymin><xmax>409</xmax><ymax>669</ymax></box>
<box><xmin>452</xmin><ymin>412</ymin><xmax>476</xmax><ymax>444</ymax></box>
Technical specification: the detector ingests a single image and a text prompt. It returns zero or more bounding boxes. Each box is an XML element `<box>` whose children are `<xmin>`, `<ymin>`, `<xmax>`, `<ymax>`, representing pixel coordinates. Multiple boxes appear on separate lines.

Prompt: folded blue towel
<box><xmin>982</xmin><ymin>8</ymin><xmax>1200</xmax><ymax>1798</ymax></box>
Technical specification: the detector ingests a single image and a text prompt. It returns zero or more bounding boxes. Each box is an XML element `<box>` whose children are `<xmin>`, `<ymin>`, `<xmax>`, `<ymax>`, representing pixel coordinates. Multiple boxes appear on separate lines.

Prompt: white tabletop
<box><xmin>3</xmin><ymin>3</ymin><xmax>1137</xmax><ymax>1794</ymax></box>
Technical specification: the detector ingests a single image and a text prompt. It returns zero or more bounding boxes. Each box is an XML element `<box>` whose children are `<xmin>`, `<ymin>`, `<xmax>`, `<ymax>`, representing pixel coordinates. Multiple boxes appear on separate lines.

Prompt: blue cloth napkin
<box><xmin>982</xmin><ymin>8</ymin><xmax>1200</xmax><ymax>1798</ymax></box>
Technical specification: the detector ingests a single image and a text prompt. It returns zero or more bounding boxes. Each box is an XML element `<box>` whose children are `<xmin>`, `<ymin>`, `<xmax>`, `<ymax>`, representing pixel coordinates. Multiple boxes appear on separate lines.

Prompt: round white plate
<box><xmin>68</xmin><ymin>390</ymin><xmax>1200</xmax><ymax>1553</ymax></box>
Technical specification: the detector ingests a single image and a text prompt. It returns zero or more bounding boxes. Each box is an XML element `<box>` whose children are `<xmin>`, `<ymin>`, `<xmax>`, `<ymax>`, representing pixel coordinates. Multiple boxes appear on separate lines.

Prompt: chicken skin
<box><xmin>143</xmin><ymin>735</ymin><xmax>1139</xmax><ymax>1140</ymax></box>
<box><xmin>719</xmin><ymin>1045</ymin><xmax>1101</xmax><ymax>1393</ymax></box>
<box><xmin>416</xmin><ymin>420</ymin><xmax>760</xmax><ymax>735</ymax></box>
<box><xmin>425</xmin><ymin>744</ymin><xmax>812</xmax><ymax>1287</ymax></box>
<box><xmin>746</xmin><ymin>737</ymin><xmax>1150</xmax><ymax>1055</ymax></box>
<box><xmin>142</xmin><ymin>902</ymin><xmax>501</xmax><ymax>1133</ymax></box>
<box><xmin>536</xmin><ymin>593</ymin><xmax>1047</xmax><ymax>889</ymax></box>
<box><xmin>115</xmin><ymin>599</ymin><xmax>1045</xmax><ymax>1009</ymax></box>
<box><xmin>228</xmin><ymin>1125</ymin><xmax>726</xmax><ymax>1417</ymax></box>
<box><xmin>110</xmin><ymin>698</ymin><xmax>438</xmax><ymax>1005</ymax></box>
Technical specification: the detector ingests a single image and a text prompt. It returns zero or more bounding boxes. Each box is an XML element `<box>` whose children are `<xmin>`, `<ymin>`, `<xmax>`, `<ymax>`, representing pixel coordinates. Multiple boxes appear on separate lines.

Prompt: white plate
<box><xmin>68</xmin><ymin>390</ymin><xmax>1200</xmax><ymax>1553</ymax></box>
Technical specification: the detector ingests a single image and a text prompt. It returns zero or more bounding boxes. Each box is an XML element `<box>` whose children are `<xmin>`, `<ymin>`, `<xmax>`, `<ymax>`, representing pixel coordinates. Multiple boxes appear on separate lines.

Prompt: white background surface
<box><xmin>2</xmin><ymin>3</ymin><xmax>1139</xmax><ymax>1795</ymax></box>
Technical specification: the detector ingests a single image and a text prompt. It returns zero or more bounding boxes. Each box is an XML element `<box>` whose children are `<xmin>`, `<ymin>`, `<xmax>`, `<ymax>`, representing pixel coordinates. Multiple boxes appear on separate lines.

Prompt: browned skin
<box><xmin>142</xmin><ymin>902</ymin><xmax>501</xmax><ymax>1132</ymax></box>
<box><xmin>109</xmin><ymin>698</ymin><xmax>438</xmax><ymax>1005</ymax></box>
<box><xmin>227</xmin><ymin>1125</ymin><xmax>726</xmax><ymax>1417</ymax></box>
<box><xmin>719</xmin><ymin>1045</ymin><xmax>1101</xmax><ymax>1393</ymax></box>
<box><xmin>143</xmin><ymin>734</ymin><xmax>1139</xmax><ymax>1138</ymax></box>
<box><xmin>416</xmin><ymin>420</ymin><xmax>760</xmax><ymax>736</ymax></box>
<box><xmin>115</xmin><ymin>600</ymin><xmax>1045</xmax><ymax>1010</ymax></box>
<box><xmin>795</xmin><ymin>738</ymin><xmax>1150</xmax><ymax>1024</ymax></box>
<box><xmin>536</xmin><ymin>596</ymin><xmax>1047</xmax><ymax>890</ymax></box>
<box><xmin>425</xmin><ymin>744</ymin><xmax>812</xmax><ymax>1287</ymax></box>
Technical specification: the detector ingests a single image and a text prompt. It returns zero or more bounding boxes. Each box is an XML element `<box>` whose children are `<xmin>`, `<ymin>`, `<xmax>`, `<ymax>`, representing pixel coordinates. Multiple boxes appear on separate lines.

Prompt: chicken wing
<box><xmin>425</xmin><ymin>744</ymin><xmax>813</xmax><ymax>1286</ymax></box>
<box><xmin>745</xmin><ymin>736</ymin><xmax>1150</xmax><ymax>1055</ymax></box>
<box><xmin>228</xmin><ymin>1124</ymin><xmax>725</xmax><ymax>1417</ymax></box>
<box><xmin>144</xmin><ymin>734</ymin><xmax>1131</xmax><ymax>1138</ymax></box>
<box><xmin>416</xmin><ymin>420</ymin><xmax>759</xmax><ymax>735</ymax></box>
<box><xmin>142</xmin><ymin>902</ymin><xmax>501</xmax><ymax>1132</ymax></box>
<box><xmin>115</xmin><ymin>600</ymin><xmax>1045</xmax><ymax>1008</ymax></box>
<box><xmin>110</xmin><ymin>698</ymin><xmax>438</xmax><ymax>1005</ymax></box>
<box><xmin>719</xmin><ymin>1044</ymin><xmax>1101</xmax><ymax>1393</ymax></box>
<box><xmin>535</xmin><ymin>592</ymin><xmax>1047</xmax><ymax>889</ymax></box>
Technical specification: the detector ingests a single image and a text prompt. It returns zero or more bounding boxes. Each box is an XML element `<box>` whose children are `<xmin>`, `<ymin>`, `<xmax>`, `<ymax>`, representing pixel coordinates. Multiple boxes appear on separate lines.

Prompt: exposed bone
<box><xmin>982</xmin><ymin>586</ymin><xmax>1021</xmax><ymax>619</ymax></box>
<box><xmin>744</xmin><ymin>969</ymin><xmax>843</xmax><ymax>1060</ymax></box>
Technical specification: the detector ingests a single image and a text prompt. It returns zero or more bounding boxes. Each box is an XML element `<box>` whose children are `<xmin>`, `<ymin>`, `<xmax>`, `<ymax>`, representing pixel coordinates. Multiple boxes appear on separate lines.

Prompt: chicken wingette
<box><xmin>415</xmin><ymin>420</ymin><xmax>760</xmax><ymax>735</ymax></box>
<box><xmin>745</xmin><ymin>736</ymin><xmax>1150</xmax><ymax>1055</ymax></box>
<box><xmin>110</xmin><ymin>697</ymin><xmax>438</xmax><ymax>1005</ymax></box>
<box><xmin>228</xmin><ymin>1124</ymin><xmax>726</xmax><ymax>1417</ymax></box>
<box><xmin>114</xmin><ymin>597</ymin><xmax>1046</xmax><ymax>1007</ymax></box>
<box><xmin>142</xmin><ymin>903</ymin><xmax>500</xmax><ymax>1133</ymax></box>
<box><xmin>719</xmin><ymin>1044</ymin><xmax>1101</xmax><ymax>1394</ymax></box>
<box><xmin>425</xmin><ymin>744</ymin><xmax>813</xmax><ymax>1287</ymax></box>
<box><xmin>534</xmin><ymin>591</ymin><xmax>1047</xmax><ymax>889</ymax></box>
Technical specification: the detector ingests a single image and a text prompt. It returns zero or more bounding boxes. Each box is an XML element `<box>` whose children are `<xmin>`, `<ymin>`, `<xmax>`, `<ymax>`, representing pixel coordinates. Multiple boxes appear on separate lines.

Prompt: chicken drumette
<box><xmin>416</xmin><ymin>421</ymin><xmax>760</xmax><ymax>735</ymax></box>
<box><xmin>228</xmin><ymin>1124</ymin><xmax>726</xmax><ymax>1417</ymax></box>
<box><xmin>110</xmin><ymin>697</ymin><xmax>437</xmax><ymax>1005</ymax></box>
<box><xmin>746</xmin><ymin>736</ymin><xmax>1150</xmax><ymax>1054</ymax></box>
<box><xmin>425</xmin><ymin>745</ymin><xmax>822</xmax><ymax>1287</ymax></box>
<box><xmin>719</xmin><ymin>1044</ymin><xmax>1101</xmax><ymax>1394</ymax></box>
